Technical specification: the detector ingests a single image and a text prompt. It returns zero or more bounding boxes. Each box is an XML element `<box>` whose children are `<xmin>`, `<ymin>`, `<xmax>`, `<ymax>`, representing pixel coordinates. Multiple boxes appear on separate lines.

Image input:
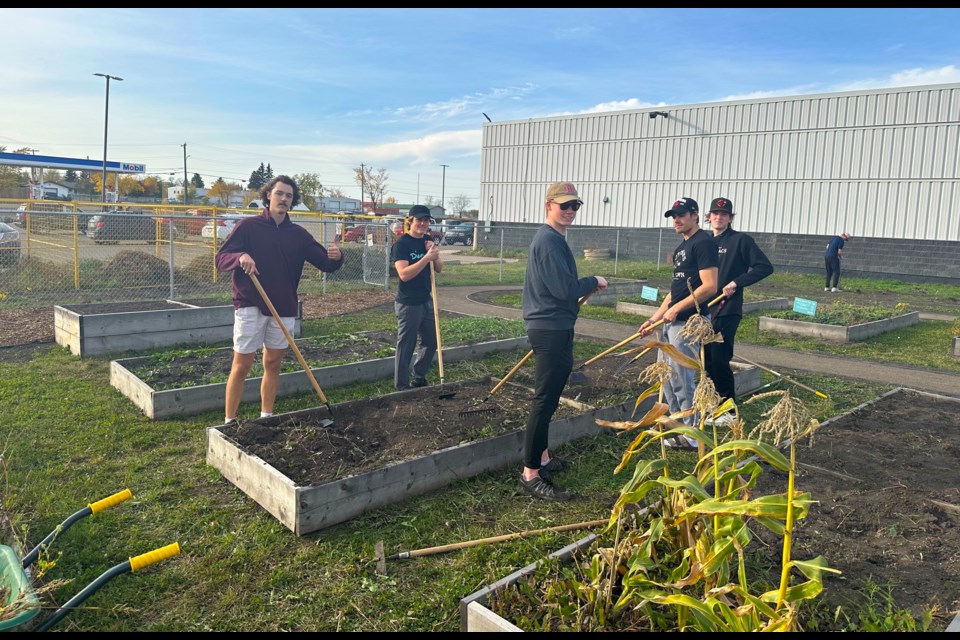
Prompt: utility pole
<box><xmin>360</xmin><ymin>163</ymin><xmax>366</xmax><ymax>212</ymax></box>
<box><xmin>93</xmin><ymin>73</ymin><xmax>123</xmax><ymax>203</ymax></box>
<box><xmin>440</xmin><ymin>164</ymin><xmax>449</xmax><ymax>217</ymax></box>
<box><xmin>182</xmin><ymin>143</ymin><xmax>188</xmax><ymax>205</ymax></box>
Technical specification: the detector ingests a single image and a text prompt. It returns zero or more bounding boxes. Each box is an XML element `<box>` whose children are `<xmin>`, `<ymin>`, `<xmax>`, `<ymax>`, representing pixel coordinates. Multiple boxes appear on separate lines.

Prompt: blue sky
<box><xmin>4</xmin><ymin>8</ymin><xmax>960</xmax><ymax>208</ymax></box>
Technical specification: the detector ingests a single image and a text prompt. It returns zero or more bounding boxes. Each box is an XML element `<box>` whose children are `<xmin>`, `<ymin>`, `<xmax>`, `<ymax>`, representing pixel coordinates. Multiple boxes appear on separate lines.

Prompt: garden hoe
<box><xmin>373</xmin><ymin>518</ymin><xmax>607</xmax><ymax>574</ymax></box>
<box><xmin>249</xmin><ymin>272</ymin><xmax>335</xmax><ymax>419</ymax></box>
<box><xmin>459</xmin><ymin>289</ymin><xmax>598</xmax><ymax>418</ymax></box>
<box><xmin>430</xmin><ymin>261</ymin><xmax>457</xmax><ymax>401</ymax></box>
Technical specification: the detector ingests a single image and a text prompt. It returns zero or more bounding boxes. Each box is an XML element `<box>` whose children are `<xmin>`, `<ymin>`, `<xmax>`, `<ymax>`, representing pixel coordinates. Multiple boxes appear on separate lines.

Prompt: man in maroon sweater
<box><xmin>215</xmin><ymin>175</ymin><xmax>343</xmax><ymax>424</ymax></box>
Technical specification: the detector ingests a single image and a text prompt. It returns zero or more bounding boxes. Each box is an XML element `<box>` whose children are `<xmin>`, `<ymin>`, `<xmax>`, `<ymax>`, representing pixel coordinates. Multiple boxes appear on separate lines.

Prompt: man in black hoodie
<box><xmin>704</xmin><ymin>197</ymin><xmax>773</xmax><ymax>425</ymax></box>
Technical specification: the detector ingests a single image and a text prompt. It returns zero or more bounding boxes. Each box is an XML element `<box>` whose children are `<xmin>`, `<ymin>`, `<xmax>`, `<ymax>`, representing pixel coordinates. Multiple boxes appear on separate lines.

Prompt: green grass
<box><xmin>487</xmin><ymin>292</ymin><xmax>960</xmax><ymax>373</ymax></box>
<box><xmin>2</xmin><ymin>263</ymin><xmax>954</xmax><ymax>631</ymax></box>
<box><xmin>0</xmin><ymin>341</ymin><xmax>896</xmax><ymax>632</ymax></box>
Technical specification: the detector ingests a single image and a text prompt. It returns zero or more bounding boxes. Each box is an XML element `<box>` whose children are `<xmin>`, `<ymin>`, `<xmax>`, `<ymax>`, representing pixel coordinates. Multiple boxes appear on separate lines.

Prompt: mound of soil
<box><xmin>751</xmin><ymin>388</ymin><xmax>960</xmax><ymax>629</ymax></box>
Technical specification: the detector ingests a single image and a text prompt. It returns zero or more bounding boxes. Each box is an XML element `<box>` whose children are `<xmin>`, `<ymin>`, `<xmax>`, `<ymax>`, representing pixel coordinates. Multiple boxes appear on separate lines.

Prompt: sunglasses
<box><xmin>555</xmin><ymin>201</ymin><xmax>582</xmax><ymax>211</ymax></box>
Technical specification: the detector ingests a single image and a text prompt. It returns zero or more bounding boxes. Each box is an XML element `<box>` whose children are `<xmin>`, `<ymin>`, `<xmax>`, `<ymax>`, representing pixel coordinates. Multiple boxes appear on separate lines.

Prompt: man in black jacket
<box><xmin>704</xmin><ymin>197</ymin><xmax>773</xmax><ymax>426</ymax></box>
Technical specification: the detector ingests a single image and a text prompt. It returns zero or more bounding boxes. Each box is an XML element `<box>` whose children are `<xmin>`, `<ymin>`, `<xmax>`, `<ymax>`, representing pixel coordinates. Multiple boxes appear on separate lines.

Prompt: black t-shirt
<box><xmin>391</xmin><ymin>233</ymin><xmax>433</xmax><ymax>305</ymax></box>
<box><xmin>669</xmin><ymin>228</ymin><xmax>718</xmax><ymax>322</ymax></box>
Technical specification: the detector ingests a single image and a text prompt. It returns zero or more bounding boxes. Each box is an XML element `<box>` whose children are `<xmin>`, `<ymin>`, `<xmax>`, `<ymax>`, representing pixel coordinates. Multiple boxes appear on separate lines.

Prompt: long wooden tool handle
<box><xmin>733</xmin><ymin>354</ymin><xmax>829</xmax><ymax>399</ymax></box>
<box><xmin>388</xmin><ymin>519</ymin><xmax>607</xmax><ymax>560</ymax></box>
<box><xmin>429</xmin><ymin>262</ymin><xmax>444</xmax><ymax>381</ymax></box>
<box><xmin>578</xmin><ymin>293</ymin><xmax>726</xmax><ymax>370</ymax></box>
<box><xmin>249</xmin><ymin>272</ymin><xmax>330</xmax><ymax>406</ymax></box>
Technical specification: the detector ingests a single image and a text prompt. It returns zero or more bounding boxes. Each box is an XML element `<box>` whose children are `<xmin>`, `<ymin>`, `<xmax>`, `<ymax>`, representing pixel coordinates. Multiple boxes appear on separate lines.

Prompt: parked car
<box><xmin>0</xmin><ymin>222</ymin><xmax>21</xmax><ymax>268</ymax></box>
<box><xmin>86</xmin><ymin>209</ymin><xmax>157</xmax><ymax>244</ymax></box>
<box><xmin>342</xmin><ymin>224</ymin><xmax>369</xmax><ymax>243</ymax></box>
<box><xmin>160</xmin><ymin>208</ymin><xmax>210</xmax><ymax>235</ymax></box>
<box><xmin>442</xmin><ymin>222</ymin><xmax>475</xmax><ymax>246</ymax></box>
<box><xmin>16</xmin><ymin>202</ymin><xmax>92</xmax><ymax>233</ymax></box>
<box><xmin>201</xmin><ymin>215</ymin><xmax>251</xmax><ymax>243</ymax></box>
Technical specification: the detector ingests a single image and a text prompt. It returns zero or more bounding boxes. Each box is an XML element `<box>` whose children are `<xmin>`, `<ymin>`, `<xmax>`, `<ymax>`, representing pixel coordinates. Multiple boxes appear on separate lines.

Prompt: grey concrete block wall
<box><xmin>476</xmin><ymin>224</ymin><xmax>960</xmax><ymax>284</ymax></box>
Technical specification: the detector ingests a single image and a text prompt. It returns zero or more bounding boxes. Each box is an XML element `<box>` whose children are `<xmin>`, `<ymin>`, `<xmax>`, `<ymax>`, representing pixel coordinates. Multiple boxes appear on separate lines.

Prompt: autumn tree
<box><xmin>327</xmin><ymin>188</ymin><xmax>348</xmax><ymax>198</ymax></box>
<box><xmin>208</xmin><ymin>178</ymin><xmax>240</xmax><ymax>207</ymax></box>
<box><xmin>353</xmin><ymin>166</ymin><xmax>388</xmax><ymax>209</ymax></box>
<box><xmin>119</xmin><ymin>175</ymin><xmax>144</xmax><ymax>198</ymax></box>
<box><xmin>293</xmin><ymin>173</ymin><xmax>324</xmax><ymax>210</ymax></box>
<box><xmin>448</xmin><ymin>194</ymin><xmax>472</xmax><ymax>215</ymax></box>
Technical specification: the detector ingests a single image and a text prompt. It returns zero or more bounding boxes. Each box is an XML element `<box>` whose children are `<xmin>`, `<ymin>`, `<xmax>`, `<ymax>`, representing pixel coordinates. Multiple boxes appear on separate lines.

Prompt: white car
<box><xmin>201</xmin><ymin>215</ymin><xmax>249</xmax><ymax>243</ymax></box>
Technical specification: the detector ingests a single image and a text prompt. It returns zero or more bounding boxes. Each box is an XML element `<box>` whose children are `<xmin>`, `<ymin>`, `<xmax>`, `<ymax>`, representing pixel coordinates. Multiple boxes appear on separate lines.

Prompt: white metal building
<box><xmin>480</xmin><ymin>83</ymin><xmax>960</xmax><ymax>244</ymax></box>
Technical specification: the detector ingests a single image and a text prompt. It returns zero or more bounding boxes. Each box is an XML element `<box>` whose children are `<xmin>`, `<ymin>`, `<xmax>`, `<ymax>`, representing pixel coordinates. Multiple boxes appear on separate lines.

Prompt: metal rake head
<box><xmin>458</xmin><ymin>407</ymin><xmax>497</xmax><ymax>418</ymax></box>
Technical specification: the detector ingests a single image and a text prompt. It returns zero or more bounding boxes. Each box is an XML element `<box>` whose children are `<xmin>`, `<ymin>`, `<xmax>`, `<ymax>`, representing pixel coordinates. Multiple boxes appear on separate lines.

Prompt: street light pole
<box><xmin>440</xmin><ymin>164</ymin><xmax>449</xmax><ymax>218</ymax></box>
<box><xmin>93</xmin><ymin>73</ymin><xmax>123</xmax><ymax>204</ymax></box>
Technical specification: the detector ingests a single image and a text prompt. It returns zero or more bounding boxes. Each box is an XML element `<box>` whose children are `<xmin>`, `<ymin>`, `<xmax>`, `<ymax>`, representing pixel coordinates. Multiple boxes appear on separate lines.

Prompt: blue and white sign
<box><xmin>792</xmin><ymin>297</ymin><xmax>817</xmax><ymax>316</ymax></box>
<box><xmin>641</xmin><ymin>286</ymin><xmax>659</xmax><ymax>302</ymax></box>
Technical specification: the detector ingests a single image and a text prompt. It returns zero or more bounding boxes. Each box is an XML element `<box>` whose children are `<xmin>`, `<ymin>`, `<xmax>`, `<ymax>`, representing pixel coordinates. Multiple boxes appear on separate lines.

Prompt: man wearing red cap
<box><xmin>705</xmin><ymin>197</ymin><xmax>773</xmax><ymax>427</ymax></box>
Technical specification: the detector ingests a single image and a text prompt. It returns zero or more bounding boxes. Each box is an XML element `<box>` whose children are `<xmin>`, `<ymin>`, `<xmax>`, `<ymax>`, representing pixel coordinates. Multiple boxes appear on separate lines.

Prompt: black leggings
<box><xmin>523</xmin><ymin>328</ymin><xmax>574</xmax><ymax>469</ymax></box>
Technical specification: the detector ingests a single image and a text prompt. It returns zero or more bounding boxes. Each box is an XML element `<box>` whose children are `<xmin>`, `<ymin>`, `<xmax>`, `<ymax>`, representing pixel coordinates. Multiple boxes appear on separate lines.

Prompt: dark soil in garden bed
<box><xmin>219</xmin><ymin>377</ymin><xmax>585</xmax><ymax>486</ymax></box>
<box><xmin>750</xmin><ymin>388</ymin><xmax>960</xmax><ymax>630</ymax></box>
<box><xmin>130</xmin><ymin>313</ymin><xmax>512</xmax><ymax>390</ymax></box>
<box><xmin>59</xmin><ymin>300</ymin><xmax>194</xmax><ymax>313</ymax></box>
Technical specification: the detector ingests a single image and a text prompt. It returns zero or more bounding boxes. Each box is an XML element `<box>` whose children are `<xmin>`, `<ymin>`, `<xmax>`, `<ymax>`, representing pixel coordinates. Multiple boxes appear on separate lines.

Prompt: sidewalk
<box><xmin>438</xmin><ymin>284</ymin><xmax>960</xmax><ymax>399</ymax></box>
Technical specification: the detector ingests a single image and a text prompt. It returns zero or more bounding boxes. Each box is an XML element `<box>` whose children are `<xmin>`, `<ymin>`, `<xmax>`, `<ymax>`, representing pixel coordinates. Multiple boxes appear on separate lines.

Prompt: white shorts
<box><xmin>233</xmin><ymin>306</ymin><xmax>294</xmax><ymax>354</ymax></box>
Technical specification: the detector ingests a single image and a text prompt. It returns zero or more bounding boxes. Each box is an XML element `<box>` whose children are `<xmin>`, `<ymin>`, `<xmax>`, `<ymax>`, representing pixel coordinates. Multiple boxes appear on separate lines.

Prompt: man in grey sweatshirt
<box><xmin>518</xmin><ymin>181</ymin><xmax>608</xmax><ymax>501</ymax></box>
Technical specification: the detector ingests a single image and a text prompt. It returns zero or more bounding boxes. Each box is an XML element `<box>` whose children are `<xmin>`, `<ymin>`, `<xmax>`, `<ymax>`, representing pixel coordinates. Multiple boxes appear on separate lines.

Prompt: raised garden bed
<box><xmin>758</xmin><ymin>310</ymin><xmax>920</xmax><ymax>343</ymax></box>
<box><xmin>460</xmin><ymin>387</ymin><xmax>960</xmax><ymax>632</ymax></box>
<box><xmin>110</xmin><ymin>332</ymin><xmax>529</xmax><ymax>419</ymax></box>
<box><xmin>206</xmin><ymin>377</ymin><xmax>629</xmax><ymax>536</ymax></box>
<box><xmin>54</xmin><ymin>299</ymin><xmax>302</xmax><ymax>357</ymax></box>
<box><xmin>583</xmin><ymin>278</ymin><xmax>647</xmax><ymax>307</ymax></box>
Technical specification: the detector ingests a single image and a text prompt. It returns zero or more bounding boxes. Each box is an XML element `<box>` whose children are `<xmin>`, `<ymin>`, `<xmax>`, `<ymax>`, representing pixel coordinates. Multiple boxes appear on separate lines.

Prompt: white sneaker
<box><xmin>824</xmin><ymin>287</ymin><xmax>830</xmax><ymax>291</ymax></box>
<box><xmin>705</xmin><ymin>412</ymin><xmax>736</xmax><ymax>428</ymax></box>
<box><xmin>664</xmin><ymin>435</ymin><xmax>698</xmax><ymax>450</ymax></box>
<box><xmin>831</xmin><ymin>287</ymin><xmax>841</xmax><ymax>292</ymax></box>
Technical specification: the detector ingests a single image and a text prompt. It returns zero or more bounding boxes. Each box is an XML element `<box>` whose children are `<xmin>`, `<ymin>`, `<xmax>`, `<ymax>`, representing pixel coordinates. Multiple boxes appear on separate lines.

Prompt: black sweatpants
<box><xmin>825</xmin><ymin>255</ymin><xmax>842</xmax><ymax>289</ymax></box>
<box><xmin>704</xmin><ymin>314</ymin><xmax>742</xmax><ymax>403</ymax></box>
<box><xmin>523</xmin><ymin>328</ymin><xmax>574</xmax><ymax>470</ymax></box>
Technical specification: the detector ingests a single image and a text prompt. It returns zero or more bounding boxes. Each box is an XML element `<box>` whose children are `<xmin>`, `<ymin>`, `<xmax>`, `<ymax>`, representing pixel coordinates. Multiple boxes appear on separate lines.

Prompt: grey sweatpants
<box><xmin>394</xmin><ymin>300</ymin><xmax>437</xmax><ymax>390</ymax></box>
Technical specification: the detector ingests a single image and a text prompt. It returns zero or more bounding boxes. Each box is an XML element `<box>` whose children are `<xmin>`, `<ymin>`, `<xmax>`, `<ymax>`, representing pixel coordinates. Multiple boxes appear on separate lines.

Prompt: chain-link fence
<box><xmin>0</xmin><ymin>199</ymin><xmax>397</xmax><ymax>308</ymax></box>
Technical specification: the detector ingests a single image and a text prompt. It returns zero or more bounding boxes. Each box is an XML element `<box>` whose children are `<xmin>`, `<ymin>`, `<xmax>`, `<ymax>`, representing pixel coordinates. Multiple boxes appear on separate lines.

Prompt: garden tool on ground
<box><xmin>0</xmin><ymin>489</ymin><xmax>181</xmax><ymax>632</ymax></box>
<box><xmin>249</xmin><ymin>272</ymin><xmax>334</xmax><ymax>417</ymax></box>
<box><xmin>574</xmin><ymin>293</ymin><xmax>725</xmax><ymax>372</ymax></box>
<box><xmin>430</xmin><ymin>261</ymin><xmax>457</xmax><ymax>400</ymax></box>
<box><xmin>732</xmin><ymin>354</ymin><xmax>829</xmax><ymax>399</ymax></box>
<box><xmin>373</xmin><ymin>518</ymin><xmax>606</xmax><ymax>574</ymax></box>
<box><xmin>459</xmin><ymin>289</ymin><xmax>597</xmax><ymax>417</ymax></box>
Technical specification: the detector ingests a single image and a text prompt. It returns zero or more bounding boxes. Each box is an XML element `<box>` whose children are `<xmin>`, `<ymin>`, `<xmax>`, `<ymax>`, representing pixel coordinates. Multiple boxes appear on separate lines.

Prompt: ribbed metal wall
<box><xmin>480</xmin><ymin>83</ymin><xmax>960</xmax><ymax>242</ymax></box>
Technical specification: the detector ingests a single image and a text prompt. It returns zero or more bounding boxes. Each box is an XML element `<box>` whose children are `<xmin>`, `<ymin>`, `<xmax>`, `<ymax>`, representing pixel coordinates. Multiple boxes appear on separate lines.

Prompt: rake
<box><xmin>458</xmin><ymin>288</ymin><xmax>598</xmax><ymax>418</ymax></box>
<box><xmin>574</xmin><ymin>293</ymin><xmax>725</xmax><ymax>372</ymax></box>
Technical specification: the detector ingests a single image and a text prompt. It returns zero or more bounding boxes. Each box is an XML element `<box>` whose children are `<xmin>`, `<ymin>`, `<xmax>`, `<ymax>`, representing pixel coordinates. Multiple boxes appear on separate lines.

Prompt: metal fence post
<box><xmin>657</xmin><ymin>228</ymin><xmax>663</xmax><ymax>269</ymax></box>
<box><xmin>614</xmin><ymin>229</ymin><xmax>620</xmax><ymax>276</ymax></box>
<box><xmin>499</xmin><ymin>228</ymin><xmax>504</xmax><ymax>282</ymax></box>
<box><xmin>168</xmin><ymin>215</ymin><xmax>175</xmax><ymax>299</ymax></box>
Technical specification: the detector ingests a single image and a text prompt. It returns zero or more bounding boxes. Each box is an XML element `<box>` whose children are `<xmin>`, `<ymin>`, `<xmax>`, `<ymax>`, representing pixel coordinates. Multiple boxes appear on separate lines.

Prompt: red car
<box><xmin>342</xmin><ymin>224</ymin><xmax>369</xmax><ymax>243</ymax></box>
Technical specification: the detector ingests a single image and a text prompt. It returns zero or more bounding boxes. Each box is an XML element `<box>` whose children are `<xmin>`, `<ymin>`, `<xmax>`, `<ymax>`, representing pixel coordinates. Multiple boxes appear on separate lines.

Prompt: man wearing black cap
<box><xmin>704</xmin><ymin>197</ymin><xmax>773</xmax><ymax>426</ymax></box>
<box><xmin>391</xmin><ymin>205</ymin><xmax>443</xmax><ymax>390</ymax></box>
<box><xmin>637</xmin><ymin>197</ymin><xmax>718</xmax><ymax>449</ymax></box>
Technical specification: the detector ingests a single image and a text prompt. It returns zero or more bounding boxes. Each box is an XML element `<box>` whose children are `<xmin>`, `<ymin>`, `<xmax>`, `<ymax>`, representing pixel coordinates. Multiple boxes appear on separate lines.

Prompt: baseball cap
<box><xmin>709</xmin><ymin>197</ymin><xmax>734</xmax><ymax>215</ymax></box>
<box><xmin>408</xmin><ymin>204</ymin><xmax>433</xmax><ymax>220</ymax></box>
<box><xmin>664</xmin><ymin>197</ymin><xmax>699</xmax><ymax>218</ymax></box>
<box><xmin>545</xmin><ymin>181</ymin><xmax>582</xmax><ymax>204</ymax></box>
